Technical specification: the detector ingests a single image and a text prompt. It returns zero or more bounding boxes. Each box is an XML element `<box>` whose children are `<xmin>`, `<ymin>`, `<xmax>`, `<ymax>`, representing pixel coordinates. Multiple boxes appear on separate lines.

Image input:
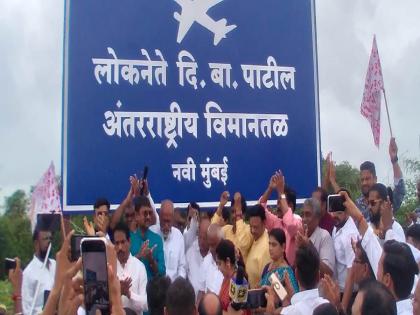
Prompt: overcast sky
<box><xmin>0</xmin><ymin>0</ymin><xmax>419</xmax><ymax>208</ymax></box>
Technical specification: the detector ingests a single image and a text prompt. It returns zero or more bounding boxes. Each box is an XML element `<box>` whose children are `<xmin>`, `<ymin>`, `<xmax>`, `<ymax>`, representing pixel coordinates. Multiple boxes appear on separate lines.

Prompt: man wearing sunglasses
<box><xmin>367</xmin><ymin>183</ymin><xmax>405</xmax><ymax>245</ymax></box>
<box><xmin>22</xmin><ymin>228</ymin><xmax>56</xmax><ymax>315</ymax></box>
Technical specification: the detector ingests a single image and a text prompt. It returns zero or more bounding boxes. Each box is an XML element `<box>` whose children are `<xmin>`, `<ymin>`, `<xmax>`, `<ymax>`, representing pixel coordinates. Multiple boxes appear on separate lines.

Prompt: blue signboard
<box><xmin>62</xmin><ymin>0</ymin><xmax>320</xmax><ymax>211</ymax></box>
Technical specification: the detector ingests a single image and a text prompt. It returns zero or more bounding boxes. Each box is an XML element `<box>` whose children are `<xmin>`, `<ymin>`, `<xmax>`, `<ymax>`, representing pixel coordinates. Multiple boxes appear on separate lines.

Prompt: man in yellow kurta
<box><xmin>211</xmin><ymin>191</ymin><xmax>253</xmax><ymax>261</ymax></box>
<box><xmin>245</xmin><ymin>204</ymin><xmax>271</xmax><ymax>289</ymax></box>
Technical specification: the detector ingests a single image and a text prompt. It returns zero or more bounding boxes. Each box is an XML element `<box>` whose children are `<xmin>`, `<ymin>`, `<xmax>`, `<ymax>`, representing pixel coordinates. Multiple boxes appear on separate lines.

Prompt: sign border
<box><xmin>61</xmin><ymin>0</ymin><xmax>321</xmax><ymax>212</ymax></box>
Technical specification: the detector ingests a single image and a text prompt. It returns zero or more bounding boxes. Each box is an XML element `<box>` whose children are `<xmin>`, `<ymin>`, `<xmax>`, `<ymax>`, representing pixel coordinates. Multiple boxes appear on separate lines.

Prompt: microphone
<box><xmin>229</xmin><ymin>265</ymin><xmax>248</xmax><ymax>310</ymax></box>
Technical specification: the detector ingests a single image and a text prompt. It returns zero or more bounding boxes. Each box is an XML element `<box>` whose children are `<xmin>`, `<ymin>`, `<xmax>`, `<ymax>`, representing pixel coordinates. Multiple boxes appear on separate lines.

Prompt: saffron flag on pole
<box><xmin>28</xmin><ymin>162</ymin><xmax>62</xmax><ymax>232</ymax></box>
<box><xmin>360</xmin><ymin>35</ymin><xmax>385</xmax><ymax>147</ymax></box>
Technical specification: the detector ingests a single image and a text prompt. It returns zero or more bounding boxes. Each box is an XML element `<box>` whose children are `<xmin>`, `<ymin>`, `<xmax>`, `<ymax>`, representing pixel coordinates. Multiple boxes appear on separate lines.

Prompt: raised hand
<box><xmin>96</xmin><ymin>214</ymin><xmax>108</xmax><ymax>233</ymax></box>
<box><xmin>130</xmin><ymin>175</ymin><xmax>141</xmax><ymax>197</ymax></box>
<box><xmin>268</xmin><ymin>174</ymin><xmax>277</xmax><ymax>190</ymax></box>
<box><xmin>275</xmin><ymin>170</ymin><xmax>285</xmax><ymax>194</ymax></box>
<box><xmin>137</xmin><ymin>240</ymin><xmax>157</xmax><ymax>262</ymax></box>
<box><xmin>55</xmin><ymin>230</ymin><xmax>75</xmax><ymax>287</ymax></box>
<box><xmin>329</xmin><ymin>159</ymin><xmax>337</xmax><ymax>185</ymax></box>
<box><xmin>379</xmin><ymin>196</ymin><xmax>393</xmax><ymax>237</ymax></box>
<box><xmin>339</xmin><ymin>191</ymin><xmax>358</xmax><ymax>218</ymax></box>
<box><xmin>124</xmin><ymin>181</ymin><xmax>134</xmax><ymax>204</ymax></box>
<box><xmin>141</xmin><ymin>179</ymin><xmax>149</xmax><ymax>196</ymax></box>
<box><xmin>83</xmin><ymin>216</ymin><xmax>95</xmax><ymax>236</ymax></box>
<box><xmin>296</xmin><ymin>225</ymin><xmax>309</xmax><ymax>248</ymax></box>
<box><xmin>8</xmin><ymin>257</ymin><xmax>22</xmax><ymax>296</ymax></box>
<box><xmin>389</xmin><ymin>137</ymin><xmax>398</xmax><ymax>161</ymax></box>
<box><xmin>187</xmin><ymin>204</ymin><xmax>199</xmax><ymax>224</ymax></box>
<box><xmin>58</xmin><ymin>258</ymin><xmax>84</xmax><ymax>315</ymax></box>
<box><xmin>325</xmin><ymin>152</ymin><xmax>332</xmax><ymax>183</ymax></box>
<box><xmin>219</xmin><ymin>191</ymin><xmax>230</xmax><ymax>207</ymax></box>
<box><xmin>147</xmin><ymin>244</ymin><xmax>157</xmax><ymax>261</ymax></box>
<box><xmin>320</xmin><ymin>274</ymin><xmax>341</xmax><ymax>308</ymax></box>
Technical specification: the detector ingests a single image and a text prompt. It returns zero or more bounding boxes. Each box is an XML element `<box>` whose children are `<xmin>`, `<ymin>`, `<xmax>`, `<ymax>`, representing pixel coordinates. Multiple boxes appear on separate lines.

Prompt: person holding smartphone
<box><xmin>260</xmin><ymin>229</ymin><xmax>298</xmax><ymax>294</ymax></box>
<box><xmin>7</xmin><ymin>257</ymin><xmax>22</xmax><ymax>315</ymax></box>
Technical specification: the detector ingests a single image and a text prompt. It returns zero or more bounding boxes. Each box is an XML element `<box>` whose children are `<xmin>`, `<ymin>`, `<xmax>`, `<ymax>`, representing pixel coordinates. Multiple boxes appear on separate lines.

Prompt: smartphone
<box><xmin>269</xmin><ymin>273</ymin><xmax>288</xmax><ymax>301</ymax></box>
<box><xmin>140</xmin><ymin>166</ymin><xmax>149</xmax><ymax>195</ymax></box>
<box><xmin>81</xmin><ymin>238</ymin><xmax>110</xmax><ymax>315</ymax></box>
<box><xmin>327</xmin><ymin>194</ymin><xmax>346</xmax><ymax>212</ymax></box>
<box><xmin>247</xmin><ymin>288</ymin><xmax>267</xmax><ymax>309</ymax></box>
<box><xmin>37</xmin><ymin>213</ymin><xmax>61</xmax><ymax>231</ymax></box>
<box><xmin>4</xmin><ymin>258</ymin><xmax>16</xmax><ymax>271</ymax></box>
<box><xmin>43</xmin><ymin>290</ymin><xmax>50</xmax><ymax>308</ymax></box>
<box><xmin>71</xmin><ymin>235</ymin><xmax>95</xmax><ymax>262</ymax></box>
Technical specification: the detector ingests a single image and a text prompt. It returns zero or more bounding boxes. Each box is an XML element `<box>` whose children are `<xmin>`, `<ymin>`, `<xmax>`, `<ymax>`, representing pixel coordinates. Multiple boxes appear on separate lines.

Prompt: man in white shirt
<box><xmin>330</xmin><ymin>194</ymin><xmax>359</xmax><ymax>291</ymax></box>
<box><xmin>22</xmin><ymin>229</ymin><xmax>56</xmax><ymax>315</ymax></box>
<box><xmin>197</xmin><ymin>224</ymin><xmax>224</xmax><ymax>301</ymax></box>
<box><xmin>183</xmin><ymin>203</ymin><xmax>200</xmax><ymax>252</ymax></box>
<box><xmin>297</xmin><ymin>198</ymin><xmax>335</xmax><ymax>277</ymax></box>
<box><xmin>281</xmin><ymin>244</ymin><xmax>328</xmax><ymax>315</ymax></box>
<box><xmin>368</xmin><ymin>183</ymin><xmax>405</xmax><ymax>244</ymax></box>
<box><xmin>113</xmin><ymin>222</ymin><xmax>148</xmax><ymax>314</ymax></box>
<box><xmin>351</xmin><ymin>280</ymin><xmax>397</xmax><ymax>315</ymax></box>
<box><xmin>377</xmin><ymin>240</ymin><xmax>419</xmax><ymax>315</ymax></box>
<box><xmin>342</xmin><ymin>190</ymin><xmax>418</xmax><ymax>315</ymax></box>
<box><xmin>150</xmin><ymin>200</ymin><xmax>186</xmax><ymax>281</ymax></box>
<box><xmin>186</xmin><ymin>217</ymin><xmax>210</xmax><ymax>297</ymax></box>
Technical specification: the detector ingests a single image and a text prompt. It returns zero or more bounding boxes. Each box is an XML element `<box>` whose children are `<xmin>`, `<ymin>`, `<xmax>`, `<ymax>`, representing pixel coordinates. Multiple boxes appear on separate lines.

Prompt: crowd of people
<box><xmin>6</xmin><ymin>138</ymin><xmax>420</xmax><ymax>315</ymax></box>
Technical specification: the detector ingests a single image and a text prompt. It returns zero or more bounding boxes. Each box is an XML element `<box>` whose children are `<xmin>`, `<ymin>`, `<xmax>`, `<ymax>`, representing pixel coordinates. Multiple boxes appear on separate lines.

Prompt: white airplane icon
<box><xmin>174</xmin><ymin>0</ymin><xmax>237</xmax><ymax>46</ymax></box>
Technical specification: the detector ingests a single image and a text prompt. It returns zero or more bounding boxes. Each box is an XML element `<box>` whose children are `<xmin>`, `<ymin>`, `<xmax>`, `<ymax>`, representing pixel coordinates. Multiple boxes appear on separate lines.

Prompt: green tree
<box><xmin>395</xmin><ymin>157</ymin><xmax>420</xmax><ymax>225</ymax></box>
<box><xmin>0</xmin><ymin>190</ymin><xmax>33</xmax><ymax>278</ymax></box>
<box><xmin>4</xmin><ymin>190</ymin><xmax>28</xmax><ymax>217</ymax></box>
<box><xmin>321</xmin><ymin>158</ymin><xmax>360</xmax><ymax>199</ymax></box>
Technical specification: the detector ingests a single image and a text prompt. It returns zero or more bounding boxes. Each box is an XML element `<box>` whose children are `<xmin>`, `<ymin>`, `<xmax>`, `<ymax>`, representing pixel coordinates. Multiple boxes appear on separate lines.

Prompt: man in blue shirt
<box><xmin>130</xmin><ymin>195</ymin><xmax>166</xmax><ymax>280</ymax></box>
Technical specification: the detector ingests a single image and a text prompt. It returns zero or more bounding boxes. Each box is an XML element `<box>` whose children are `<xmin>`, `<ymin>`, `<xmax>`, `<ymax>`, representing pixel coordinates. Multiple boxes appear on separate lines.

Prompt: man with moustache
<box><xmin>150</xmin><ymin>200</ymin><xmax>186</xmax><ymax>281</ymax></box>
<box><xmin>130</xmin><ymin>195</ymin><xmax>166</xmax><ymax>280</ymax></box>
<box><xmin>114</xmin><ymin>222</ymin><xmax>148</xmax><ymax>314</ymax></box>
<box><xmin>368</xmin><ymin>183</ymin><xmax>405</xmax><ymax>245</ymax></box>
<box><xmin>22</xmin><ymin>228</ymin><xmax>56</xmax><ymax>315</ymax></box>
<box><xmin>356</xmin><ymin>137</ymin><xmax>405</xmax><ymax>221</ymax></box>
<box><xmin>186</xmin><ymin>217</ymin><xmax>211</xmax><ymax>298</ymax></box>
<box><xmin>329</xmin><ymin>190</ymin><xmax>359</xmax><ymax>293</ymax></box>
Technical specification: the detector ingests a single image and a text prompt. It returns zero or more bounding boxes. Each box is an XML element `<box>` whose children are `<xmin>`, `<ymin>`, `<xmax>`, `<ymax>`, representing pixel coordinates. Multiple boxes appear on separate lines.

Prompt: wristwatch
<box><xmin>280</xmin><ymin>193</ymin><xmax>286</xmax><ymax>200</ymax></box>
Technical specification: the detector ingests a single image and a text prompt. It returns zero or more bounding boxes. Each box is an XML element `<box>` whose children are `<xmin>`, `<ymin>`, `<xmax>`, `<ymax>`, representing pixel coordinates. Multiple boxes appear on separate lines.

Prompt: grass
<box><xmin>0</xmin><ymin>280</ymin><xmax>13</xmax><ymax>314</ymax></box>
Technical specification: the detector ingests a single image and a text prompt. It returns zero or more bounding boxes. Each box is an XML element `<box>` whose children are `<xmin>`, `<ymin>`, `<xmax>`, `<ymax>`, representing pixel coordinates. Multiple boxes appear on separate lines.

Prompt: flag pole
<box><xmin>29</xmin><ymin>242</ymin><xmax>52</xmax><ymax>315</ymax></box>
<box><xmin>382</xmin><ymin>88</ymin><xmax>393</xmax><ymax>137</ymax></box>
